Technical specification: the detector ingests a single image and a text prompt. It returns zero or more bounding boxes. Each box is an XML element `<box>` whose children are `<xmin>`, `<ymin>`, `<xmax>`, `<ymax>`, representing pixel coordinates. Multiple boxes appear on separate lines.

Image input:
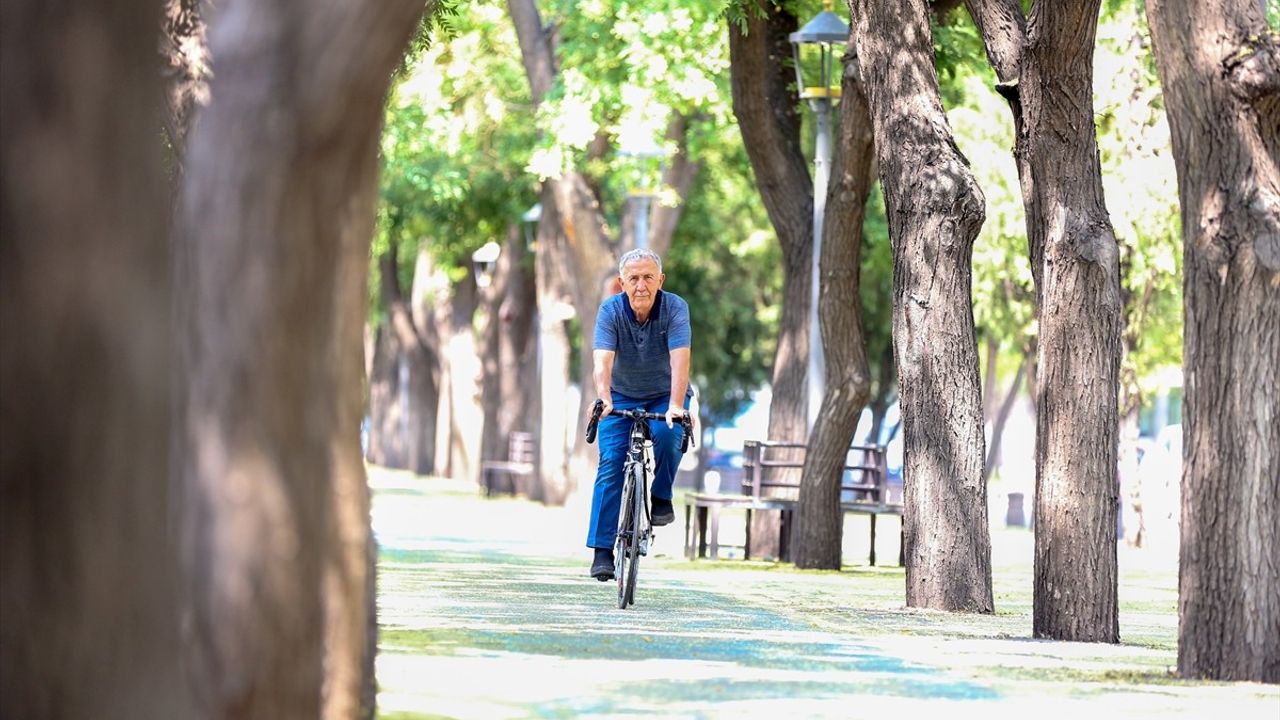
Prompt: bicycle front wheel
<box><xmin>622</xmin><ymin>464</ymin><xmax>645</xmax><ymax>607</ymax></box>
<box><xmin>616</xmin><ymin>475</ymin><xmax>634</xmax><ymax>609</ymax></box>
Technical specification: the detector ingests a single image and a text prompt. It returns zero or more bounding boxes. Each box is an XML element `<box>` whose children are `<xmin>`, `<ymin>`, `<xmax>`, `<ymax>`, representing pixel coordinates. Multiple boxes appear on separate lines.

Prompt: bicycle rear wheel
<box><xmin>615</xmin><ymin>474</ymin><xmax>634</xmax><ymax>609</ymax></box>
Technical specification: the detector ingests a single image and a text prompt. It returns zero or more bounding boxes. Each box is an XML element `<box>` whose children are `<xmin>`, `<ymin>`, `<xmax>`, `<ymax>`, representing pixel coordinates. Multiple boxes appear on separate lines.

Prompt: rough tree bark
<box><xmin>1</xmin><ymin>0</ymin><xmax>191</xmax><ymax>716</ymax></box>
<box><xmin>852</xmin><ymin>0</ymin><xmax>993</xmax><ymax>611</ymax></box>
<box><xmin>965</xmin><ymin>0</ymin><xmax>1122</xmax><ymax>640</ymax></box>
<box><xmin>1145</xmin><ymin>0</ymin><xmax>1280</xmax><ymax>682</ymax></box>
<box><xmin>175</xmin><ymin>1</ymin><xmax>426</xmax><ymax>718</ymax></box>
<box><xmin>160</xmin><ymin>0</ymin><xmax>210</xmax><ymax>165</ymax></box>
<box><xmin>793</xmin><ymin>47</ymin><xmax>876</xmax><ymax>570</ymax></box>
<box><xmin>729</xmin><ymin>1</ymin><xmax>815</xmax><ymax>558</ymax></box>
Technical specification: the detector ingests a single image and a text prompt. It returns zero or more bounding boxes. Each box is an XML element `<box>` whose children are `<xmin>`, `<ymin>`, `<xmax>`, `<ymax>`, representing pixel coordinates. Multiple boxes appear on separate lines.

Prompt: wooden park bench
<box><xmin>683</xmin><ymin>439</ymin><xmax>904</xmax><ymax>566</ymax></box>
<box><xmin>479</xmin><ymin>431</ymin><xmax>535</xmax><ymax>497</ymax></box>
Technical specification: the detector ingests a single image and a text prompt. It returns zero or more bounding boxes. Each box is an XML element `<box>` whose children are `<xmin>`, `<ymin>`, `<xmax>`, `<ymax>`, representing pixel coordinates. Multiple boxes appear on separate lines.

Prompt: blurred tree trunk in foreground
<box><xmin>792</xmin><ymin>45</ymin><xmax>876</xmax><ymax>570</ymax></box>
<box><xmin>852</xmin><ymin>0</ymin><xmax>994</xmax><ymax>612</ymax></box>
<box><xmin>1145</xmin><ymin>0</ymin><xmax>1280</xmax><ymax>683</ymax></box>
<box><xmin>1</xmin><ymin>0</ymin><xmax>191</xmax><ymax>716</ymax></box>
<box><xmin>728</xmin><ymin>2</ymin><xmax>814</xmax><ymax>559</ymax></box>
<box><xmin>175</xmin><ymin>1</ymin><xmax>427</xmax><ymax>718</ymax></box>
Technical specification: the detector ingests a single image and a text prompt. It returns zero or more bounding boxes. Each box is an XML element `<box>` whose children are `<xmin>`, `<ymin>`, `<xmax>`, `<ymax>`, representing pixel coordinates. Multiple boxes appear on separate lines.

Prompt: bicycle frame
<box><xmin>585</xmin><ymin>400</ymin><xmax>694</xmax><ymax>608</ymax></box>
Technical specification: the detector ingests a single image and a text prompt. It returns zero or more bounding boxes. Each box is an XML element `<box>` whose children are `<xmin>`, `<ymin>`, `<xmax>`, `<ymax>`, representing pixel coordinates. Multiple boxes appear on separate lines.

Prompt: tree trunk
<box><xmin>1</xmin><ymin>0</ymin><xmax>191</xmax><ymax>715</ymax></box>
<box><xmin>160</xmin><ymin>0</ymin><xmax>210</xmax><ymax>165</ymax></box>
<box><xmin>1025</xmin><ymin>0</ymin><xmax>1123</xmax><ymax>645</ymax></box>
<box><xmin>965</xmin><ymin>0</ymin><xmax>1122</xmax><ymax>641</ymax></box>
<box><xmin>647</xmin><ymin>113</ymin><xmax>703</xmax><ymax>259</ymax></box>
<box><xmin>532</xmin><ymin>189</ymin><xmax>577</xmax><ymax>504</ymax></box>
<box><xmin>982</xmin><ymin>335</ymin><xmax>999</xmax><ymax>421</ymax></box>
<box><xmin>367</xmin><ymin>246</ymin><xmax>440</xmax><ymax>474</ymax></box>
<box><xmin>793</xmin><ymin>49</ymin><xmax>876</xmax><ymax>570</ymax></box>
<box><xmin>508</xmin><ymin>0</ymin><xmax>620</xmax><ymax>504</ymax></box>
<box><xmin>436</xmin><ymin>272</ymin><xmax>482</xmax><ymax>483</ymax></box>
<box><xmin>867</xmin><ymin>343</ymin><xmax>896</xmax><ymax>444</ymax></box>
<box><xmin>1145</xmin><ymin>0</ymin><xmax>1280</xmax><ymax>682</ymax></box>
<box><xmin>852</xmin><ymin>0</ymin><xmax>993</xmax><ymax>612</ymax></box>
<box><xmin>982</xmin><ymin>356</ymin><xmax>1025</xmax><ymax>484</ymax></box>
<box><xmin>498</xmin><ymin>230</ymin><xmax>539</xmax><ymax>451</ymax></box>
<box><xmin>729</xmin><ymin>2</ymin><xmax>815</xmax><ymax>559</ymax></box>
<box><xmin>479</xmin><ymin>225</ymin><xmax>524</xmax><ymax>471</ymax></box>
<box><xmin>324</xmin><ymin>147</ymin><xmax>381</xmax><ymax>720</ymax></box>
<box><xmin>175</xmin><ymin>1</ymin><xmax>425</xmax><ymax>717</ymax></box>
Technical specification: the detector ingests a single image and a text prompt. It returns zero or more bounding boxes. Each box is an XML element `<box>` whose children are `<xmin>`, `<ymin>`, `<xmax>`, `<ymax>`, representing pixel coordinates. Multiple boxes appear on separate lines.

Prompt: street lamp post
<box><xmin>618</xmin><ymin>129</ymin><xmax>667</xmax><ymax>251</ymax></box>
<box><xmin>790</xmin><ymin>1</ymin><xmax>849</xmax><ymax>431</ymax></box>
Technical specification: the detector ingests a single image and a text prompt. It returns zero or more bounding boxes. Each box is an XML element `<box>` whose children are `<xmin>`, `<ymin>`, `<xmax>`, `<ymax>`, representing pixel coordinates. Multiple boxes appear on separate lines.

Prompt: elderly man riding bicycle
<box><xmin>587</xmin><ymin>248</ymin><xmax>693</xmax><ymax>581</ymax></box>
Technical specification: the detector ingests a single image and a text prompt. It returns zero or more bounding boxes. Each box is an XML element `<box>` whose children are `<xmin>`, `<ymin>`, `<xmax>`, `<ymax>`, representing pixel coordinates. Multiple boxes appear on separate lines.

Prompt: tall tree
<box><xmin>175</xmin><ymin>1</ymin><xmax>427</xmax><ymax>718</ymax></box>
<box><xmin>792</xmin><ymin>45</ymin><xmax>877</xmax><ymax>570</ymax></box>
<box><xmin>1</xmin><ymin>0</ymin><xmax>191</xmax><ymax>715</ymax></box>
<box><xmin>851</xmin><ymin>0</ymin><xmax>993</xmax><ymax>611</ymax></box>
<box><xmin>728</xmin><ymin>2</ymin><xmax>815</xmax><ymax>558</ymax></box>
<box><xmin>963</xmin><ymin>0</ymin><xmax>1123</xmax><ymax>640</ymax></box>
<box><xmin>1145</xmin><ymin>0</ymin><xmax>1280</xmax><ymax>682</ymax></box>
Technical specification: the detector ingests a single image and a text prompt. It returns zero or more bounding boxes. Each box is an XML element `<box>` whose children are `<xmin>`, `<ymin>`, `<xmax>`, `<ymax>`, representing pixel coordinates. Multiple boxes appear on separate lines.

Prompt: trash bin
<box><xmin>1006</xmin><ymin>492</ymin><xmax>1026</xmax><ymax>528</ymax></box>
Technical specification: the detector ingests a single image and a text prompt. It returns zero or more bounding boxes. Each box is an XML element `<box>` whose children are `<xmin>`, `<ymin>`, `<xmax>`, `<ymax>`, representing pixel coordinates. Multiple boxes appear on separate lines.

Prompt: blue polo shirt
<box><xmin>593</xmin><ymin>289</ymin><xmax>693</xmax><ymax>401</ymax></box>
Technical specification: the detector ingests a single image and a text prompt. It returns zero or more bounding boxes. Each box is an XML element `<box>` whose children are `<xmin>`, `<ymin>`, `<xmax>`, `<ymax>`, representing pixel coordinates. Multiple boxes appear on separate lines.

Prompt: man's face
<box><xmin>621</xmin><ymin>258</ymin><xmax>664</xmax><ymax>317</ymax></box>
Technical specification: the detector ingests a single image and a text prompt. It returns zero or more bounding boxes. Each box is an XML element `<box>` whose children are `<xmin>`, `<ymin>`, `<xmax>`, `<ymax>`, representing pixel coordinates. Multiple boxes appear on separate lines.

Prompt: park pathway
<box><xmin>370</xmin><ymin>472</ymin><xmax>1279</xmax><ymax>720</ymax></box>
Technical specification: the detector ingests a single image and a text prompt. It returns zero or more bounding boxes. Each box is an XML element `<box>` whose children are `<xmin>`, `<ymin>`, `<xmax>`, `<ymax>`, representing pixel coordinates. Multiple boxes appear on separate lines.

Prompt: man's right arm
<box><xmin>593</xmin><ymin>349</ymin><xmax>615</xmax><ymax>416</ymax></box>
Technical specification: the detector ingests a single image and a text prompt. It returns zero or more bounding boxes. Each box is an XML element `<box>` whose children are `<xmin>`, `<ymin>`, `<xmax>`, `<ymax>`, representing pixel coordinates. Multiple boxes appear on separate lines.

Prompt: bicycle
<box><xmin>586</xmin><ymin>399</ymin><xmax>694</xmax><ymax>609</ymax></box>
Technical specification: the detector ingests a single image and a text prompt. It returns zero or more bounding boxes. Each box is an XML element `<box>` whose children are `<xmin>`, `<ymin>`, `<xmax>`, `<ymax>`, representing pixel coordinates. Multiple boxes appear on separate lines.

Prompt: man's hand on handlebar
<box><xmin>664</xmin><ymin>407</ymin><xmax>686</xmax><ymax>429</ymax></box>
<box><xmin>600</xmin><ymin>398</ymin><xmax>613</xmax><ymax>418</ymax></box>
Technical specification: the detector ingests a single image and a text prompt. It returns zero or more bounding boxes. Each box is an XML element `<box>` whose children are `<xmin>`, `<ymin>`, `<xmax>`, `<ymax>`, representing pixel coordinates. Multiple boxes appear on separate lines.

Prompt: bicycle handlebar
<box><xmin>584</xmin><ymin>399</ymin><xmax>696</xmax><ymax>453</ymax></box>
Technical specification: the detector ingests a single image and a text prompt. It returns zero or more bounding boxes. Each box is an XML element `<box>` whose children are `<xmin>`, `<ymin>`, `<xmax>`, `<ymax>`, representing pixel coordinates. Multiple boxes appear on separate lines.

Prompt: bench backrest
<box><xmin>741</xmin><ymin>439</ymin><xmax>888</xmax><ymax>504</ymax></box>
<box><xmin>508</xmin><ymin>431</ymin><xmax>536</xmax><ymax>464</ymax></box>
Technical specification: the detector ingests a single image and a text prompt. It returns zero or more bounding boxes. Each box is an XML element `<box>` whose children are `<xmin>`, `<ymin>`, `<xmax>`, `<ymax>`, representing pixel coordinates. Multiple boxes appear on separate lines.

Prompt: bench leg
<box><xmin>778</xmin><ymin>508</ymin><xmax>792</xmax><ymax>562</ymax></box>
<box><xmin>697</xmin><ymin>505</ymin><xmax>709</xmax><ymax>559</ymax></box>
<box><xmin>709</xmin><ymin>505</ymin><xmax>722</xmax><ymax>559</ymax></box>
<box><xmin>899</xmin><ymin>523</ymin><xmax>905</xmax><ymax>567</ymax></box>
<box><xmin>684</xmin><ymin>503</ymin><xmax>693</xmax><ymax>559</ymax></box>
<box><xmin>869</xmin><ymin>513</ymin><xmax>877</xmax><ymax>567</ymax></box>
<box><xmin>743</xmin><ymin>508</ymin><xmax>753</xmax><ymax>560</ymax></box>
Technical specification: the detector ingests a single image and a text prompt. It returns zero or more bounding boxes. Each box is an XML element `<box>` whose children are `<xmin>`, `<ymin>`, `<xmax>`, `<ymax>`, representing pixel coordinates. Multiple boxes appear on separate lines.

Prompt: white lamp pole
<box><xmin>790</xmin><ymin>1</ymin><xmax>849</xmax><ymax>431</ymax></box>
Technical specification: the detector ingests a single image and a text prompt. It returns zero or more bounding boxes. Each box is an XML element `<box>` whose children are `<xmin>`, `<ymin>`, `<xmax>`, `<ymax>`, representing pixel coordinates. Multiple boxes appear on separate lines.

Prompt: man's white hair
<box><xmin>618</xmin><ymin>248</ymin><xmax>663</xmax><ymax>275</ymax></box>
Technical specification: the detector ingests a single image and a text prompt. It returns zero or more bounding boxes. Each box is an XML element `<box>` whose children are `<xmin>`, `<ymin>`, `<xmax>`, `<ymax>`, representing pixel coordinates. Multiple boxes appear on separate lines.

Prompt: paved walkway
<box><xmin>371</xmin><ymin>472</ymin><xmax>1279</xmax><ymax>720</ymax></box>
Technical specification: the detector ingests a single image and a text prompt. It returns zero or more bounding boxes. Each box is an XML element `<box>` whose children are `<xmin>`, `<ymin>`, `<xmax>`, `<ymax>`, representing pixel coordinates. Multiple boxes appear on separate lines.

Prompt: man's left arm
<box><xmin>666</xmin><ymin>346</ymin><xmax>690</xmax><ymax>428</ymax></box>
<box><xmin>665</xmin><ymin>296</ymin><xmax>693</xmax><ymax>428</ymax></box>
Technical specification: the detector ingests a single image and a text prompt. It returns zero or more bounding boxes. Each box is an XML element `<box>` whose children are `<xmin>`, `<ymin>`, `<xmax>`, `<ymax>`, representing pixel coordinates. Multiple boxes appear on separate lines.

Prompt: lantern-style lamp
<box><xmin>471</xmin><ymin>240</ymin><xmax>501</xmax><ymax>288</ymax></box>
<box><xmin>789</xmin><ymin>0</ymin><xmax>850</xmax><ymax>105</ymax></box>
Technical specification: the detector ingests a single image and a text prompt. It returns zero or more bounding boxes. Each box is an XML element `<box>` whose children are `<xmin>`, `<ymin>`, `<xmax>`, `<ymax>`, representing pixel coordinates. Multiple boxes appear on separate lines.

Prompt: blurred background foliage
<box><xmin>372</xmin><ymin>0</ymin><xmax>1185</xmax><ymax>429</ymax></box>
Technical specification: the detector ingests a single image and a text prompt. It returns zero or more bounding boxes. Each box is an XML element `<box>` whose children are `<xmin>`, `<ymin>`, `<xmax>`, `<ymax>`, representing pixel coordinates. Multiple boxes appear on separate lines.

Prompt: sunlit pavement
<box><xmin>370</xmin><ymin>470</ymin><xmax>1279</xmax><ymax>720</ymax></box>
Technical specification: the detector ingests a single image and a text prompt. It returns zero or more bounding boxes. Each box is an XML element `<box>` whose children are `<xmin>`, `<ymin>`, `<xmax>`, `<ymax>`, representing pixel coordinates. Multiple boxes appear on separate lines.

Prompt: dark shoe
<box><xmin>651</xmin><ymin>497</ymin><xmax>675</xmax><ymax>527</ymax></box>
<box><xmin>590</xmin><ymin>548</ymin><xmax>615</xmax><ymax>581</ymax></box>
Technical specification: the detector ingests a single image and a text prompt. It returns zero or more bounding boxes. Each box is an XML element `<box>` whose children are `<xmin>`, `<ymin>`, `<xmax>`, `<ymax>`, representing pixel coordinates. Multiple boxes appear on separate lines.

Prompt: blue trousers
<box><xmin>586</xmin><ymin>394</ymin><xmax>689</xmax><ymax>548</ymax></box>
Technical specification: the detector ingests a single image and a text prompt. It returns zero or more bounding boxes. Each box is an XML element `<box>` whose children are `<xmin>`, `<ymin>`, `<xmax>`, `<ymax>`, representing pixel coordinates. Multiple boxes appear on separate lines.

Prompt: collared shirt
<box><xmin>593</xmin><ymin>289</ymin><xmax>692</xmax><ymax>401</ymax></box>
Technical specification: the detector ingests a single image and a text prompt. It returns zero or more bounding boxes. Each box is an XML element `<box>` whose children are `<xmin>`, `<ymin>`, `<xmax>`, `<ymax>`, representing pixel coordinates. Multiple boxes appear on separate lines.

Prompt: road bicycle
<box><xmin>586</xmin><ymin>399</ymin><xmax>693</xmax><ymax>609</ymax></box>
